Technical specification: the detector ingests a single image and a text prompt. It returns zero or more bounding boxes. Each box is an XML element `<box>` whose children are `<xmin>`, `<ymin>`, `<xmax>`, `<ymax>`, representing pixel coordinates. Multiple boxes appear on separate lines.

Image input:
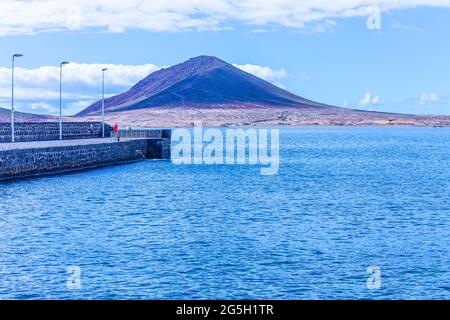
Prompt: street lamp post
<box><xmin>11</xmin><ymin>53</ymin><xmax>23</xmax><ymax>143</ymax></box>
<box><xmin>59</xmin><ymin>61</ymin><xmax>70</xmax><ymax>140</ymax></box>
<box><xmin>101</xmin><ymin>68</ymin><xmax>108</xmax><ymax>138</ymax></box>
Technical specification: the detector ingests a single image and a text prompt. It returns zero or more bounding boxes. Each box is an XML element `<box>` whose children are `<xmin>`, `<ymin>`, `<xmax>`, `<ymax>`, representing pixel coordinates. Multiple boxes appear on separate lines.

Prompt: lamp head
<box><xmin>13</xmin><ymin>53</ymin><xmax>23</xmax><ymax>58</ymax></box>
<box><xmin>61</xmin><ymin>61</ymin><xmax>70</xmax><ymax>66</ymax></box>
<box><xmin>102</xmin><ymin>68</ymin><xmax>108</xmax><ymax>72</ymax></box>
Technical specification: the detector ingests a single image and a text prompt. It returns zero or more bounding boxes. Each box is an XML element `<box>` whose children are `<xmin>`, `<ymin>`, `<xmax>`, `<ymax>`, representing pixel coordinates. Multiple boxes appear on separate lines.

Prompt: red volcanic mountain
<box><xmin>77</xmin><ymin>55</ymin><xmax>333</xmax><ymax>116</ymax></box>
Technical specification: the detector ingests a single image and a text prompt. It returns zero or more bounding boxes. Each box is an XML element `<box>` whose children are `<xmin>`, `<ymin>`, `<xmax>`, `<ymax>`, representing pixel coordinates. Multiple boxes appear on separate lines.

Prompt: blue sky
<box><xmin>0</xmin><ymin>1</ymin><xmax>449</xmax><ymax>115</ymax></box>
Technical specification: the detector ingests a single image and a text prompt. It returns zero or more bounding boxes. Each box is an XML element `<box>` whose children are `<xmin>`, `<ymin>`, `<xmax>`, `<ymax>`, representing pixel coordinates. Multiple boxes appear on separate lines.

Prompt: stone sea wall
<box><xmin>115</xmin><ymin>129</ymin><xmax>171</xmax><ymax>159</ymax></box>
<box><xmin>0</xmin><ymin>139</ymin><xmax>149</xmax><ymax>181</ymax></box>
<box><xmin>0</xmin><ymin>122</ymin><xmax>112</xmax><ymax>143</ymax></box>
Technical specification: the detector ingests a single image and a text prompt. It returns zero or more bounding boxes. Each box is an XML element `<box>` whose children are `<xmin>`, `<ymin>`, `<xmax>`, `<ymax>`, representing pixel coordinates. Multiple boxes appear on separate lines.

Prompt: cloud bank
<box><xmin>234</xmin><ymin>64</ymin><xmax>287</xmax><ymax>82</ymax></box>
<box><xmin>1</xmin><ymin>0</ymin><xmax>449</xmax><ymax>36</ymax></box>
<box><xmin>0</xmin><ymin>63</ymin><xmax>161</xmax><ymax>87</ymax></box>
<box><xmin>419</xmin><ymin>92</ymin><xmax>440</xmax><ymax>105</ymax></box>
<box><xmin>0</xmin><ymin>61</ymin><xmax>286</xmax><ymax>114</ymax></box>
<box><xmin>360</xmin><ymin>92</ymin><xmax>382</xmax><ymax>106</ymax></box>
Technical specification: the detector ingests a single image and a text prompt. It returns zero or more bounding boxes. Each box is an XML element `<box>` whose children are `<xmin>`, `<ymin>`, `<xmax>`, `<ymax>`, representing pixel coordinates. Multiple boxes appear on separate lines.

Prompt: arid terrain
<box><xmin>2</xmin><ymin>105</ymin><xmax>449</xmax><ymax>128</ymax></box>
<box><xmin>80</xmin><ymin>105</ymin><xmax>450</xmax><ymax>128</ymax></box>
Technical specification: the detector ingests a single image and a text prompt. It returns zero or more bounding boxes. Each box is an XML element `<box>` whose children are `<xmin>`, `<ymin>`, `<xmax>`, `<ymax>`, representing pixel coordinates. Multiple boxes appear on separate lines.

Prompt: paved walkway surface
<box><xmin>0</xmin><ymin>138</ymin><xmax>140</xmax><ymax>151</ymax></box>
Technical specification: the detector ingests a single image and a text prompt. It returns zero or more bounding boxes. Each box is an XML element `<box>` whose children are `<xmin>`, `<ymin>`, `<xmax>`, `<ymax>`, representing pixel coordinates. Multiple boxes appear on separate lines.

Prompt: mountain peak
<box><xmin>186</xmin><ymin>55</ymin><xmax>225</xmax><ymax>64</ymax></box>
<box><xmin>78</xmin><ymin>56</ymin><xmax>327</xmax><ymax>116</ymax></box>
<box><xmin>165</xmin><ymin>55</ymin><xmax>229</xmax><ymax>76</ymax></box>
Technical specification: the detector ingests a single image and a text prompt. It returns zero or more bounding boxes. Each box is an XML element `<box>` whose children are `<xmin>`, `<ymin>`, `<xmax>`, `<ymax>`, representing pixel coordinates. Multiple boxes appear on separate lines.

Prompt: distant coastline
<box><xmin>80</xmin><ymin>106</ymin><xmax>450</xmax><ymax>128</ymax></box>
<box><xmin>1</xmin><ymin>106</ymin><xmax>450</xmax><ymax>128</ymax></box>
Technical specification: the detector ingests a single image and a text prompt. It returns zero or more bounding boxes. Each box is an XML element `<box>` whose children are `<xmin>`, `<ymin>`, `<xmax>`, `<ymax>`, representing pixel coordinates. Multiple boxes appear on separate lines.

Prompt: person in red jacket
<box><xmin>113</xmin><ymin>123</ymin><xmax>120</xmax><ymax>141</ymax></box>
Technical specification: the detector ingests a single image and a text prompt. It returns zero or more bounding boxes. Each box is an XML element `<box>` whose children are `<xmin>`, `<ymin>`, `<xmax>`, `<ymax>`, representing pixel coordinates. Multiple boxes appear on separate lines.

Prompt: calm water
<box><xmin>1</xmin><ymin>127</ymin><xmax>449</xmax><ymax>299</ymax></box>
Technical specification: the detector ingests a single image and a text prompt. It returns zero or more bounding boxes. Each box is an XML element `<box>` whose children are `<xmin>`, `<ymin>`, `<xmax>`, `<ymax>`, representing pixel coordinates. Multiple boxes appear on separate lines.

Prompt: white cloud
<box><xmin>0</xmin><ymin>63</ymin><xmax>160</xmax><ymax>87</ymax></box>
<box><xmin>249</xmin><ymin>28</ymin><xmax>271</xmax><ymax>33</ymax></box>
<box><xmin>0</xmin><ymin>60</ymin><xmax>287</xmax><ymax>115</ymax></box>
<box><xmin>360</xmin><ymin>92</ymin><xmax>382</xmax><ymax>106</ymax></box>
<box><xmin>0</xmin><ymin>62</ymin><xmax>160</xmax><ymax>114</ymax></box>
<box><xmin>0</xmin><ymin>87</ymin><xmax>97</xmax><ymax>101</ymax></box>
<box><xmin>0</xmin><ymin>62</ymin><xmax>284</xmax><ymax>97</ymax></box>
<box><xmin>234</xmin><ymin>64</ymin><xmax>287</xmax><ymax>81</ymax></box>
<box><xmin>0</xmin><ymin>101</ymin><xmax>56</xmax><ymax>115</ymax></box>
<box><xmin>65</xmin><ymin>100</ymin><xmax>97</xmax><ymax>115</ymax></box>
<box><xmin>419</xmin><ymin>92</ymin><xmax>440</xmax><ymax>104</ymax></box>
<box><xmin>0</xmin><ymin>96</ymin><xmax>98</xmax><ymax>115</ymax></box>
<box><xmin>0</xmin><ymin>0</ymin><xmax>449</xmax><ymax>36</ymax></box>
<box><xmin>0</xmin><ymin>62</ymin><xmax>159</xmax><ymax>115</ymax></box>
<box><xmin>29</xmin><ymin>102</ymin><xmax>58</xmax><ymax>113</ymax></box>
<box><xmin>309</xmin><ymin>19</ymin><xmax>338</xmax><ymax>33</ymax></box>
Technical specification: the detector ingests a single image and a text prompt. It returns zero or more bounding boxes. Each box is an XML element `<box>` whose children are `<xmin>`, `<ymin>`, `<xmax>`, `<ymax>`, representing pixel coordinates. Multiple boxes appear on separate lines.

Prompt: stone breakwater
<box><xmin>0</xmin><ymin>122</ymin><xmax>112</xmax><ymax>143</ymax></box>
<box><xmin>0</xmin><ymin>131</ymin><xmax>171</xmax><ymax>181</ymax></box>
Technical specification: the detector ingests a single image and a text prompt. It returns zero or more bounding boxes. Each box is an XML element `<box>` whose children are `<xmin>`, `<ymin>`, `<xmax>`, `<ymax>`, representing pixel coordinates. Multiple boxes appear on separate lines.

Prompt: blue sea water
<box><xmin>0</xmin><ymin>127</ymin><xmax>449</xmax><ymax>300</ymax></box>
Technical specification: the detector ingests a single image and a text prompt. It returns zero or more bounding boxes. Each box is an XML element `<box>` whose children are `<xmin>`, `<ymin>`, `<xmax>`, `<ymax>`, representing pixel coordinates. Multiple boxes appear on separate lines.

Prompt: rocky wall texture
<box><xmin>0</xmin><ymin>139</ymin><xmax>148</xmax><ymax>181</ymax></box>
<box><xmin>0</xmin><ymin>122</ymin><xmax>112</xmax><ymax>143</ymax></box>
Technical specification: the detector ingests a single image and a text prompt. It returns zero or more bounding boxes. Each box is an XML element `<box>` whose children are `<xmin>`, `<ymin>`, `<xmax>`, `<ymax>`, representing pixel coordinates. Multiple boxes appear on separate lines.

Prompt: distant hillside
<box><xmin>0</xmin><ymin>107</ymin><xmax>53</xmax><ymax>122</ymax></box>
<box><xmin>78</xmin><ymin>55</ymin><xmax>334</xmax><ymax>116</ymax></box>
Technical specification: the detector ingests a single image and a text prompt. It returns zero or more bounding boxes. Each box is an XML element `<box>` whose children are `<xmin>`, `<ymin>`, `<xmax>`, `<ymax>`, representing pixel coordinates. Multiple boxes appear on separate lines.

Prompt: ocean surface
<box><xmin>1</xmin><ymin>127</ymin><xmax>449</xmax><ymax>299</ymax></box>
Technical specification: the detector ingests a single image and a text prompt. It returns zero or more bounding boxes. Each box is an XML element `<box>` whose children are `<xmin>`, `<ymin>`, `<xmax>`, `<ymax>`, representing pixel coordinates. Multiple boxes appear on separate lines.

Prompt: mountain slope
<box><xmin>78</xmin><ymin>56</ymin><xmax>332</xmax><ymax>116</ymax></box>
<box><xmin>0</xmin><ymin>107</ymin><xmax>53</xmax><ymax>122</ymax></box>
